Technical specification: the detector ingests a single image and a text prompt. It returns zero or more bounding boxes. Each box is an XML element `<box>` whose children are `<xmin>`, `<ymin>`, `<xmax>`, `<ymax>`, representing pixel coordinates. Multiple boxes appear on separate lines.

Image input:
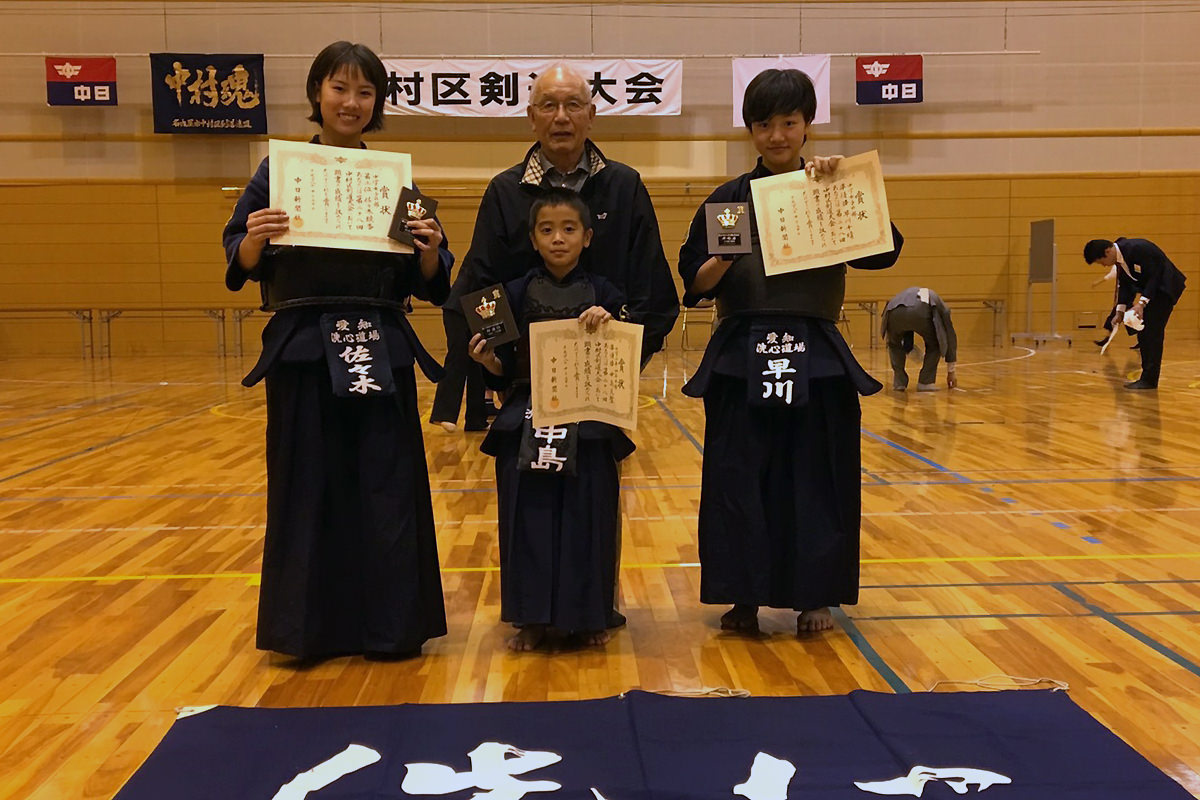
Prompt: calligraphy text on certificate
<box><xmin>529</xmin><ymin>319</ymin><xmax>643</xmax><ymax>431</ymax></box>
<box><xmin>750</xmin><ymin>150</ymin><xmax>894</xmax><ymax>276</ymax></box>
<box><xmin>268</xmin><ymin>139</ymin><xmax>414</xmax><ymax>255</ymax></box>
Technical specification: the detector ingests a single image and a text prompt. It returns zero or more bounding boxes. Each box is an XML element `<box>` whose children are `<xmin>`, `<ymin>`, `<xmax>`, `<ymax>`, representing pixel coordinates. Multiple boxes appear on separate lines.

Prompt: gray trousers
<box><xmin>885</xmin><ymin>305</ymin><xmax>942</xmax><ymax>386</ymax></box>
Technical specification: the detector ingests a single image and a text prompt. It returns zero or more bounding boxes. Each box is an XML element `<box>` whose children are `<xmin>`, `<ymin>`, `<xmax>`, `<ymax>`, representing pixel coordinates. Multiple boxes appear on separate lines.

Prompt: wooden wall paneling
<box><xmin>0</xmin><ymin>172</ymin><xmax>1196</xmax><ymax>355</ymax></box>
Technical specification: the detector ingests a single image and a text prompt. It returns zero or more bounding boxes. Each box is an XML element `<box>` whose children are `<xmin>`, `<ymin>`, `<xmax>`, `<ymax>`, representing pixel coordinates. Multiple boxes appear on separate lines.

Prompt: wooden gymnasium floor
<box><xmin>2</xmin><ymin>336</ymin><xmax>1200</xmax><ymax>799</ymax></box>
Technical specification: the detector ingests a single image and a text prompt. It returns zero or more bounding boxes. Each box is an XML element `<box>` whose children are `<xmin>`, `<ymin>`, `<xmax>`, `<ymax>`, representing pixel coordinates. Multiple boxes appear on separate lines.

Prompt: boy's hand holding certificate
<box><xmin>268</xmin><ymin>139</ymin><xmax>415</xmax><ymax>255</ymax></box>
<box><xmin>749</xmin><ymin>150</ymin><xmax>894</xmax><ymax>276</ymax></box>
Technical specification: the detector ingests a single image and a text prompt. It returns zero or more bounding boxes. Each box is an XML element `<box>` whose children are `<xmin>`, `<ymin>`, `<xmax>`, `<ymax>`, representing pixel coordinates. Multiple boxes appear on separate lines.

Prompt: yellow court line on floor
<box><xmin>3</xmin><ymin>552</ymin><xmax>1200</xmax><ymax>586</ymax></box>
<box><xmin>860</xmin><ymin>553</ymin><xmax>1200</xmax><ymax>564</ymax></box>
<box><xmin>0</xmin><ymin>572</ymin><xmax>260</xmax><ymax>585</ymax></box>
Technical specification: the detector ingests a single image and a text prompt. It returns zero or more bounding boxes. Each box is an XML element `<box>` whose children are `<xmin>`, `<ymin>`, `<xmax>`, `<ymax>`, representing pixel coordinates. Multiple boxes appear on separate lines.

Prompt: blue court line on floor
<box><xmin>942</xmin><ymin>475</ymin><xmax>1198</xmax><ymax>485</ymax></box>
<box><xmin>866</xmin><ymin>577</ymin><xmax>1200</xmax><ymax>590</ymax></box>
<box><xmin>863</xmin><ymin>475</ymin><xmax>1200</xmax><ymax>488</ymax></box>
<box><xmin>832</xmin><ymin>607</ymin><xmax>911</xmax><ymax>694</ymax></box>
<box><xmin>0</xmin><ymin>384</ymin><xmax>152</xmax><ymax>431</ymax></box>
<box><xmin>645</xmin><ymin>399</ymin><xmax>1017</xmax><ymax>490</ymax></box>
<box><xmin>1082</xmin><ymin>536</ymin><xmax>1103</xmax><ymax>544</ymax></box>
<box><xmin>653</xmin><ymin>397</ymin><xmax>908</xmax><ymax>694</ymax></box>
<box><xmin>852</xmin><ymin>610</ymin><xmax>1200</xmax><ymax>622</ymax></box>
<box><xmin>654</xmin><ymin>397</ymin><xmax>703</xmax><ymax>454</ymax></box>
<box><xmin>1053</xmin><ymin>583</ymin><xmax>1200</xmax><ymax>680</ymax></box>
<box><xmin>0</xmin><ymin>404</ymin><xmax>217</xmax><ymax>485</ymax></box>
<box><xmin>0</xmin><ymin>402</ymin><xmax>141</xmax><ymax>444</ymax></box>
<box><xmin>0</xmin><ymin>390</ymin><xmax>154</xmax><ymax>444</ymax></box>
<box><xmin>859</xmin><ymin>429</ymin><xmax>972</xmax><ymax>483</ymax></box>
<box><xmin>862</xmin><ymin>470</ymin><xmax>890</xmax><ymax>485</ymax></box>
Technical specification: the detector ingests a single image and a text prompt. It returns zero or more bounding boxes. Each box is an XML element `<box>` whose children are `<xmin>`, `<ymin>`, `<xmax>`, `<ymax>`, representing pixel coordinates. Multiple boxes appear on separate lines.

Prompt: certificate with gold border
<box><xmin>750</xmin><ymin>150</ymin><xmax>893</xmax><ymax>276</ymax></box>
<box><xmin>529</xmin><ymin>319</ymin><xmax>643</xmax><ymax>431</ymax></box>
<box><xmin>268</xmin><ymin>139</ymin><xmax>414</xmax><ymax>254</ymax></box>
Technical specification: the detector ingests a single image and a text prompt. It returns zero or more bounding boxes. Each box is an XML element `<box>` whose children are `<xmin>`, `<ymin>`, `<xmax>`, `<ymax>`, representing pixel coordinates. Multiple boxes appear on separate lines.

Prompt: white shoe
<box><xmin>439</xmin><ymin>421</ymin><xmax>458</xmax><ymax>432</ymax></box>
<box><xmin>916</xmin><ymin>382</ymin><xmax>939</xmax><ymax>392</ymax></box>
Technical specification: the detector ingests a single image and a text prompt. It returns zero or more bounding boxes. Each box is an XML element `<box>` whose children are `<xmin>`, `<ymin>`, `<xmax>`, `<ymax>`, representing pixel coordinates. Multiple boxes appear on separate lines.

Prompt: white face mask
<box><xmin>1122</xmin><ymin>308</ymin><xmax>1146</xmax><ymax>331</ymax></box>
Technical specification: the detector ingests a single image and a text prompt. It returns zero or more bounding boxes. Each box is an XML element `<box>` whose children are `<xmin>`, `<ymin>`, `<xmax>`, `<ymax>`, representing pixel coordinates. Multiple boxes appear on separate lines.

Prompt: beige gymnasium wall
<box><xmin>0</xmin><ymin>0</ymin><xmax>1197</xmax><ymax>356</ymax></box>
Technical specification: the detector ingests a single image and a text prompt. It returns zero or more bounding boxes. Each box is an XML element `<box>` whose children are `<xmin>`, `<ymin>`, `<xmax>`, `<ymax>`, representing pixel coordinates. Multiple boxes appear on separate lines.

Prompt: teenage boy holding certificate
<box><xmin>677</xmin><ymin>69</ymin><xmax>904</xmax><ymax>637</ymax></box>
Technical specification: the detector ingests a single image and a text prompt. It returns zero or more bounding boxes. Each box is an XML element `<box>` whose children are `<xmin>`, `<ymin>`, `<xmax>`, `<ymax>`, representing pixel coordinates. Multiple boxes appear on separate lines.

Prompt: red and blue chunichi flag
<box><xmin>46</xmin><ymin>57</ymin><xmax>118</xmax><ymax>106</ymax></box>
<box><xmin>856</xmin><ymin>55</ymin><xmax>923</xmax><ymax>105</ymax></box>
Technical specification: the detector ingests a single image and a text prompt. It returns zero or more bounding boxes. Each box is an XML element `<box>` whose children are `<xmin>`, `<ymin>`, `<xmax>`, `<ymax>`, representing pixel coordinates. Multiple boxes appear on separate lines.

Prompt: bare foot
<box><xmin>720</xmin><ymin>604</ymin><xmax>759</xmax><ymax>633</ymax></box>
<box><xmin>581</xmin><ymin>630</ymin><xmax>611</xmax><ymax>647</ymax></box>
<box><xmin>797</xmin><ymin>608</ymin><xmax>834</xmax><ymax>634</ymax></box>
<box><xmin>507</xmin><ymin>624</ymin><xmax>547</xmax><ymax>652</ymax></box>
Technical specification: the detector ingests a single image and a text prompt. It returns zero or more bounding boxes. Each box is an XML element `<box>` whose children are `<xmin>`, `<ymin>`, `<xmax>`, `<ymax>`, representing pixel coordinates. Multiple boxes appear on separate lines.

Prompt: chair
<box><xmin>837</xmin><ymin>305</ymin><xmax>852</xmax><ymax>343</ymax></box>
<box><xmin>679</xmin><ymin>300</ymin><xmax>718</xmax><ymax>351</ymax></box>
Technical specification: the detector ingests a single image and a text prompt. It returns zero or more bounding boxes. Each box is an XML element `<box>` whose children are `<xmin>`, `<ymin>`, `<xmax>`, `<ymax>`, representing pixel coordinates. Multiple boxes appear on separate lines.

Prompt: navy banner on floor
<box><xmin>149</xmin><ymin>53</ymin><xmax>266</xmax><ymax>134</ymax></box>
<box><xmin>114</xmin><ymin>690</ymin><xmax>1193</xmax><ymax>799</ymax></box>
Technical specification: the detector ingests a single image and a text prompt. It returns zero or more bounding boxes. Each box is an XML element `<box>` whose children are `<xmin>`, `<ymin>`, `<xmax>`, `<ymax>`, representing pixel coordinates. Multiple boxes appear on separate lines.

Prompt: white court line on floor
<box><xmin>8</xmin><ymin>465</ymin><xmax>1200</xmax><ymax>493</ymax></box>
<box><xmin>925</xmin><ymin>347</ymin><xmax>1037</xmax><ymax>369</ymax></box>
<box><xmin>4</xmin><ymin>505</ymin><xmax>1200</xmax><ymax>534</ymax></box>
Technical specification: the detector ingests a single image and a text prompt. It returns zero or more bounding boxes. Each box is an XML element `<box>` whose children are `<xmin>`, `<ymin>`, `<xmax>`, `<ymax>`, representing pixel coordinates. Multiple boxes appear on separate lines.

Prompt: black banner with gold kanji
<box><xmin>150</xmin><ymin>53</ymin><xmax>266</xmax><ymax>134</ymax></box>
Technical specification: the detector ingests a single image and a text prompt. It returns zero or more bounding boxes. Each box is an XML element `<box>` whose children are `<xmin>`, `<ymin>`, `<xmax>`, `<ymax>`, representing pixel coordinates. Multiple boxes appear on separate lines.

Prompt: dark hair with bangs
<box><xmin>1083</xmin><ymin>239</ymin><xmax>1114</xmax><ymax>264</ymax></box>
<box><xmin>528</xmin><ymin>187</ymin><xmax>593</xmax><ymax>231</ymax></box>
<box><xmin>741</xmin><ymin>68</ymin><xmax>818</xmax><ymax>130</ymax></box>
<box><xmin>306</xmin><ymin>41</ymin><xmax>388</xmax><ymax>132</ymax></box>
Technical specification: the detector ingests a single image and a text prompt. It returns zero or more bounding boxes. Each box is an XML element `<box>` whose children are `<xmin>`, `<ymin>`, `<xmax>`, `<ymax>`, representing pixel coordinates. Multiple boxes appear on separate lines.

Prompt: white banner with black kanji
<box><xmin>381</xmin><ymin>58</ymin><xmax>682</xmax><ymax>117</ymax></box>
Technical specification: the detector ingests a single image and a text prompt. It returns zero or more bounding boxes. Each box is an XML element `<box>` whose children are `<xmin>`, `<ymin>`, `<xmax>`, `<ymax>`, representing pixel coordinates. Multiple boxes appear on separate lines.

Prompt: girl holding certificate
<box><xmin>222</xmin><ymin>42</ymin><xmax>452</xmax><ymax>661</ymax></box>
<box><xmin>677</xmin><ymin>69</ymin><xmax>904</xmax><ymax>637</ymax></box>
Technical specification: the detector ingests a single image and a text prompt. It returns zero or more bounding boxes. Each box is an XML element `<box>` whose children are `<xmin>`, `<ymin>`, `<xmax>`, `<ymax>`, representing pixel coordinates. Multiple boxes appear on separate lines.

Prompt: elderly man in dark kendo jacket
<box><xmin>223</xmin><ymin>41</ymin><xmax>453</xmax><ymax>661</ymax></box>
<box><xmin>442</xmin><ymin>62</ymin><xmax>679</xmax><ymax>629</ymax></box>
<box><xmin>442</xmin><ymin>63</ymin><xmax>679</xmax><ymax>368</ymax></box>
<box><xmin>429</xmin><ymin>63</ymin><xmax>681</xmax><ymax>423</ymax></box>
<box><xmin>881</xmin><ymin>287</ymin><xmax>959</xmax><ymax>392</ymax></box>
<box><xmin>1084</xmin><ymin>237</ymin><xmax>1187</xmax><ymax>390</ymax></box>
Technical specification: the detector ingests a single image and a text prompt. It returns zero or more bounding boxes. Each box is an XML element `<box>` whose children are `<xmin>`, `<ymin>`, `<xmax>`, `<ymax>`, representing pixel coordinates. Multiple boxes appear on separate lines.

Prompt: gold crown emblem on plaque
<box><xmin>717</xmin><ymin>206</ymin><xmax>741</xmax><ymax>228</ymax></box>
<box><xmin>406</xmin><ymin>199</ymin><xmax>427</xmax><ymax>219</ymax></box>
<box><xmin>475</xmin><ymin>296</ymin><xmax>497</xmax><ymax>319</ymax></box>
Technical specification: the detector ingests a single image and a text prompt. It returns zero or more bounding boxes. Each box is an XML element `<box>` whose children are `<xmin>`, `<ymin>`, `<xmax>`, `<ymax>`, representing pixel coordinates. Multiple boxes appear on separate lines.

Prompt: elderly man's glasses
<box><xmin>531</xmin><ymin>98</ymin><xmax>590</xmax><ymax>116</ymax></box>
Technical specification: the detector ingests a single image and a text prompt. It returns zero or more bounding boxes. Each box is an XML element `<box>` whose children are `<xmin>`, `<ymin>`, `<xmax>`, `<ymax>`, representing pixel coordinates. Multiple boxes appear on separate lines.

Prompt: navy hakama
<box><xmin>684</xmin><ymin>317</ymin><xmax>876</xmax><ymax>612</ymax></box>
<box><xmin>479</xmin><ymin>266</ymin><xmax>633</xmax><ymax>634</ymax></box>
<box><xmin>485</xmin><ymin>399</ymin><xmax>632</xmax><ymax>633</ymax></box>
<box><xmin>254</xmin><ymin>312</ymin><xmax>448</xmax><ymax>658</ymax></box>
